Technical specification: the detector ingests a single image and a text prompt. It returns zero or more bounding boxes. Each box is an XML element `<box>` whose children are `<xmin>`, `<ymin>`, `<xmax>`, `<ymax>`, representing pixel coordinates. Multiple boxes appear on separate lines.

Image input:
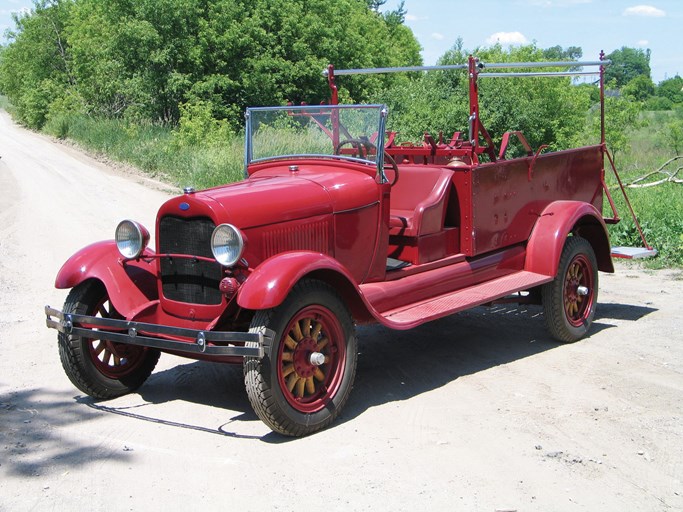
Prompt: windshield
<box><xmin>245</xmin><ymin>104</ymin><xmax>388</xmax><ymax>167</ymax></box>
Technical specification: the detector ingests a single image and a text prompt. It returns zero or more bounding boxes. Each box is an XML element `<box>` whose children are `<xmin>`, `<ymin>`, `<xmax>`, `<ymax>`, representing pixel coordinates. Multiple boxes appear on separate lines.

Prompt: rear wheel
<box><xmin>58</xmin><ymin>280</ymin><xmax>160</xmax><ymax>399</ymax></box>
<box><xmin>244</xmin><ymin>279</ymin><xmax>357</xmax><ymax>436</ymax></box>
<box><xmin>542</xmin><ymin>236</ymin><xmax>598</xmax><ymax>343</ymax></box>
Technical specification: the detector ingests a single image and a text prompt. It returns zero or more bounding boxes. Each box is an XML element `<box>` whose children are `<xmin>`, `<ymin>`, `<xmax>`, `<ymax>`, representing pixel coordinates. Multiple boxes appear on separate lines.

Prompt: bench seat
<box><xmin>388</xmin><ymin>167</ymin><xmax>454</xmax><ymax>237</ymax></box>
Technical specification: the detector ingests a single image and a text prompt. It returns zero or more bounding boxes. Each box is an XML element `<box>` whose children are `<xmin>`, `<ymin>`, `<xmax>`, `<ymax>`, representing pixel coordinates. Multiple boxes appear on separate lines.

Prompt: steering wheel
<box><xmin>335</xmin><ymin>138</ymin><xmax>377</xmax><ymax>159</ymax></box>
<box><xmin>384</xmin><ymin>152</ymin><xmax>400</xmax><ymax>187</ymax></box>
<box><xmin>335</xmin><ymin>138</ymin><xmax>399</xmax><ymax>187</ymax></box>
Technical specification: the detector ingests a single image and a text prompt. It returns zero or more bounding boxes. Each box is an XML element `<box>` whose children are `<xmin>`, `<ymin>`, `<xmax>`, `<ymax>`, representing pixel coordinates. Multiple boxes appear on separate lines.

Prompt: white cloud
<box><xmin>405</xmin><ymin>14</ymin><xmax>428</xmax><ymax>22</ymax></box>
<box><xmin>623</xmin><ymin>5</ymin><xmax>666</xmax><ymax>17</ymax></box>
<box><xmin>637</xmin><ymin>39</ymin><xmax>649</xmax><ymax>46</ymax></box>
<box><xmin>431</xmin><ymin>32</ymin><xmax>445</xmax><ymax>41</ymax></box>
<box><xmin>486</xmin><ymin>31</ymin><xmax>529</xmax><ymax>45</ymax></box>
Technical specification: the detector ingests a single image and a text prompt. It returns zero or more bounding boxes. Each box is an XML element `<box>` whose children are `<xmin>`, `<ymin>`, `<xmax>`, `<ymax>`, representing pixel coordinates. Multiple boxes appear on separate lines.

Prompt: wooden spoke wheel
<box><xmin>542</xmin><ymin>236</ymin><xmax>598</xmax><ymax>343</ymax></box>
<box><xmin>244</xmin><ymin>279</ymin><xmax>357</xmax><ymax>436</ymax></box>
<box><xmin>58</xmin><ymin>280</ymin><xmax>160</xmax><ymax>399</ymax></box>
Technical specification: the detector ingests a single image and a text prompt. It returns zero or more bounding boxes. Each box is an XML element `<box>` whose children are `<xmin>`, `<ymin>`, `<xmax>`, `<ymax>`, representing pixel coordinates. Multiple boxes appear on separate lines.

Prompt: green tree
<box><xmin>664</xmin><ymin>118</ymin><xmax>683</xmax><ymax>155</ymax></box>
<box><xmin>586</xmin><ymin>93</ymin><xmax>641</xmax><ymax>164</ymax></box>
<box><xmin>543</xmin><ymin>45</ymin><xmax>582</xmax><ymax>62</ymax></box>
<box><xmin>1</xmin><ymin>0</ymin><xmax>422</xmax><ymax>129</ymax></box>
<box><xmin>382</xmin><ymin>0</ymin><xmax>407</xmax><ymax>27</ymax></box>
<box><xmin>656</xmin><ymin>75</ymin><xmax>683</xmax><ymax>105</ymax></box>
<box><xmin>605</xmin><ymin>46</ymin><xmax>651</xmax><ymax>87</ymax></box>
<box><xmin>0</xmin><ymin>0</ymin><xmax>75</xmax><ymax>128</ymax></box>
<box><xmin>622</xmin><ymin>74</ymin><xmax>655</xmax><ymax>102</ymax></box>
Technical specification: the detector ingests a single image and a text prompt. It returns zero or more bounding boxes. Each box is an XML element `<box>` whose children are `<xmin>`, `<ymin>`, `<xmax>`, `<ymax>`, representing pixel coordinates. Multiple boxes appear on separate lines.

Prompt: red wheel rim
<box><xmin>276</xmin><ymin>305</ymin><xmax>346</xmax><ymax>414</ymax></box>
<box><xmin>86</xmin><ymin>297</ymin><xmax>150</xmax><ymax>379</ymax></box>
<box><xmin>563</xmin><ymin>254</ymin><xmax>595</xmax><ymax>328</ymax></box>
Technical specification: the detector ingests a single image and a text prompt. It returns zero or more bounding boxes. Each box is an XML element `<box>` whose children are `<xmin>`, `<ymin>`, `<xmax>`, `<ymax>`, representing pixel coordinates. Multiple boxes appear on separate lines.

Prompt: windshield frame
<box><xmin>245</xmin><ymin>104</ymin><xmax>389</xmax><ymax>182</ymax></box>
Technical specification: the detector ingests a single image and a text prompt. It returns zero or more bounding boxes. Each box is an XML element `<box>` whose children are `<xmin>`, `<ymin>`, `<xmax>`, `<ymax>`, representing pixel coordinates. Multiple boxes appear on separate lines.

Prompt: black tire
<box><xmin>542</xmin><ymin>236</ymin><xmax>599</xmax><ymax>343</ymax></box>
<box><xmin>58</xmin><ymin>280</ymin><xmax>160</xmax><ymax>399</ymax></box>
<box><xmin>244</xmin><ymin>279</ymin><xmax>357</xmax><ymax>436</ymax></box>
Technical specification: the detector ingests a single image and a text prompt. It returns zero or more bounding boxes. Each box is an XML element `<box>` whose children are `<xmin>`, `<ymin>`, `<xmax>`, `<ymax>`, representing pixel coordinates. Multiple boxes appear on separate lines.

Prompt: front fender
<box><xmin>525</xmin><ymin>200</ymin><xmax>614</xmax><ymax>277</ymax></box>
<box><xmin>55</xmin><ymin>241</ymin><xmax>158</xmax><ymax>316</ymax></box>
<box><xmin>237</xmin><ymin>251</ymin><xmax>359</xmax><ymax>310</ymax></box>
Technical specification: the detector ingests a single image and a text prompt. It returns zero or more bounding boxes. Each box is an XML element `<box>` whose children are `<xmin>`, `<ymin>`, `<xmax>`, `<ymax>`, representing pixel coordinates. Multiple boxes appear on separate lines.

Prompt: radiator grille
<box><xmin>159</xmin><ymin>216</ymin><xmax>223</xmax><ymax>305</ymax></box>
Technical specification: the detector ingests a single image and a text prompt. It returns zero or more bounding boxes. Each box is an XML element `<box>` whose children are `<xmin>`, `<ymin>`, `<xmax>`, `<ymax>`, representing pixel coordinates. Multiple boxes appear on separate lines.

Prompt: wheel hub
<box><xmin>292</xmin><ymin>337</ymin><xmax>320</xmax><ymax>378</ymax></box>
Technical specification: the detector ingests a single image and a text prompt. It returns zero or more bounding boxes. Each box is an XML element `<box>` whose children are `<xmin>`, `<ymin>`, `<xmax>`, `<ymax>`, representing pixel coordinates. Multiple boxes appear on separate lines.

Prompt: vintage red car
<box><xmin>45</xmin><ymin>56</ymin><xmax>651</xmax><ymax>436</ymax></box>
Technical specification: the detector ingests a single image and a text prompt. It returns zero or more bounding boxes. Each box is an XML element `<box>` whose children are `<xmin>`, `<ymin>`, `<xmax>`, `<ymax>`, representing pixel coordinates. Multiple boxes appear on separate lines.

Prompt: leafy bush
<box><xmin>172</xmin><ymin>100</ymin><xmax>234</xmax><ymax>148</ymax></box>
<box><xmin>645</xmin><ymin>96</ymin><xmax>674</xmax><ymax>111</ymax></box>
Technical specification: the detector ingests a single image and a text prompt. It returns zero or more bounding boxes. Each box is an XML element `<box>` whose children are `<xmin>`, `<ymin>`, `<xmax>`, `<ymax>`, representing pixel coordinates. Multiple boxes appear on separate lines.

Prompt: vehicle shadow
<box><xmin>338</xmin><ymin>301</ymin><xmax>656</xmax><ymax>426</ymax></box>
<box><xmin>77</xmin><ymin>300</ymin><xmax>657</xmax><ymax>442</ymax></box>
<box><xmin>0</xmin><ymin>386</ymin><xmax>132</xmax><ymax>478</ymax></box>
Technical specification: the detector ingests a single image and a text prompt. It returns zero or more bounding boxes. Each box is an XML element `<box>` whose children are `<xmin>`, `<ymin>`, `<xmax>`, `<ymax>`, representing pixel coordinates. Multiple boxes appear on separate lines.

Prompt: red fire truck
<box><xmin>46</xmin><ymin>54</ymin><xmax>653</xmax><ymax>436</ymax></box>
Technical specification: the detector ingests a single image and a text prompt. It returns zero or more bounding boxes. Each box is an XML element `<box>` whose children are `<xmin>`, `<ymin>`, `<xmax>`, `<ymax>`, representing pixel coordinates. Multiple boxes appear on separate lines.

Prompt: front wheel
<box><xmin>542</xmin><ymin>236</ymin><xmax>598</xmax><ymax>343</ymax></box>
<box><xmin>58</xmin><ymin>280</ymin><xmax>160</xmax><ymax>399</ymax></box>
<box><xmin>244</xmin><ymin>279</ymin><xmax>357</xmax><ymax>436</ymax></box>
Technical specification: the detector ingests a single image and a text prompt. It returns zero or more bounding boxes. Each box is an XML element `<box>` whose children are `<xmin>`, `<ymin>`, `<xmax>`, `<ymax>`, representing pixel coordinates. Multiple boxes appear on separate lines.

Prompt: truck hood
<box><xmin>162</xmin><ymin>176</ymin><xmax>333</xmax><ymax>229</ymax></box>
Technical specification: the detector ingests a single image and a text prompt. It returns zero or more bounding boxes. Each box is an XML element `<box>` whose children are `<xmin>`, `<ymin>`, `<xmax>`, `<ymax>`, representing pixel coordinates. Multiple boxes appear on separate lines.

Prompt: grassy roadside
<box><xmin>604</xmin><ymin>111</ymin><xmax>683</xmax><ymax>268</ymax></box>
<box><xmin>42</xmin><ymin>112</ymin><xmax>245</xmax><ymax>190</ymax></box>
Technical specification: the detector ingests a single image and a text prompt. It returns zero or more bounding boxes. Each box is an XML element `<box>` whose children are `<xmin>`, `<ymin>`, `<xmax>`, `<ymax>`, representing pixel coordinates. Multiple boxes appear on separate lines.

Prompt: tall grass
<box><xmin>42</xmin><ymin>113</ymin><xmax>245</xmax><ymax>190</ymax></box>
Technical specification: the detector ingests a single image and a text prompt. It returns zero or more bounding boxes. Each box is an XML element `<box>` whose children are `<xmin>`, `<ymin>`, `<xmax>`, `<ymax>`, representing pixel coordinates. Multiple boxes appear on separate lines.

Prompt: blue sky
<box><xmin>1</xmin><ymin>0</ymin><xmax>680</xmax><ymax>82</ymax></box>
<box><xmin>382</xmin><ymin>0</ymin><xmax>681</xmax><ymax>82</ymax></box>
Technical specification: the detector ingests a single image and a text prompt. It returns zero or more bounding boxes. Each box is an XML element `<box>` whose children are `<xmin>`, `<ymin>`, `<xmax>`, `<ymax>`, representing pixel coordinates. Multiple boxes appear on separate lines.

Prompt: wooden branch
<box><xmin>620</xmin><ymin>157</ymin><xmax>683</xmax><ymax>188</ymax></box>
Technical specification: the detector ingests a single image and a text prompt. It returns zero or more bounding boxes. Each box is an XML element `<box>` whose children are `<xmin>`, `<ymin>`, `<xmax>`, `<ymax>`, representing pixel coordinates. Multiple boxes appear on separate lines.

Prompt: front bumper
<box><xmin>45</xmin><ymin>306</ymin><xmax>269</xmax><ymax>358</ymax></box>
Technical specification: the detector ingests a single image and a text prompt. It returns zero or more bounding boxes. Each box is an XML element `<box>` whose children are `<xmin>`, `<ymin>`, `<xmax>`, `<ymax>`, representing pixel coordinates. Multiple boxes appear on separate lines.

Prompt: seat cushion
<box><xmin>388</xmin><ymin>167</ymin><xmax>454</xmax><ymax>237</ymax></box>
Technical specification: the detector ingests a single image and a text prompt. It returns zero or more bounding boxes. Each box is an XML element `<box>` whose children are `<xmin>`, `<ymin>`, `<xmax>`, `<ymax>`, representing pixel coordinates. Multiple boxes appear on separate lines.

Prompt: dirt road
<box><xmin>1</xmin><ymin>110</ymin><xmax>681</xmax><ymax>511</ymax></box>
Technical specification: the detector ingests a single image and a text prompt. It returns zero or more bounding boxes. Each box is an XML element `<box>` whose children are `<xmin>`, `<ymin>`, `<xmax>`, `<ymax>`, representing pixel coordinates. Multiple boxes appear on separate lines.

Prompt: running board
<box><xmin>611</xmin><ymin>246</ymin><xmax>658</xmax><ymax>259</ymax></box>
<box><xmin>380</xmin><ymin>270</ymin><xmax>552</xmax><ymax>329</ymax></box>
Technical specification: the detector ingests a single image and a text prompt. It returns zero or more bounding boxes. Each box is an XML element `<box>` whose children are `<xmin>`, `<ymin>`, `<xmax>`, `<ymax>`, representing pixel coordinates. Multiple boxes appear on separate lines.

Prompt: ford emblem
<box><xmin>179</xmin><ymin>202</ymin><xmax>190</xmax><ymax>211</ymax></box>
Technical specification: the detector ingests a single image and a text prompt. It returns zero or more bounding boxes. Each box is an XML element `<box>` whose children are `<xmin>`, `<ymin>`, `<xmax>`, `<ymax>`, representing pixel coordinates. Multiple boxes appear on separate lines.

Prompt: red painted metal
<box><xmin>499</xmin><ymin>131</ymin><xmax>533</xmax><ymax>160</ymax></box>
<box><xmin>237</xmin><ymin>251</ymin><xmax>357</xmax><ymax>310</ymax></box>
<box><xmin>525</xmin><ymin>201</ymin><xmax>613</xmax><ymax>277</ymax></box>
<box><xmin>384</xmin><ymin>270</ymin><xmax>552</xmax><ymax>328</ymax></box>
<box><xmin>471</xmin><ymin>145</ymin><xmax>604</xmax><ymax>257</ymax></box>
<box><xmin>55</xmin><ymin>241</ymin><xmax>158</xmax><ymax>315</ymax></box>
<box><xmin>361</xmin><ymin>244</ymin><xmax>527</xmax><ymax>318</ymax></box>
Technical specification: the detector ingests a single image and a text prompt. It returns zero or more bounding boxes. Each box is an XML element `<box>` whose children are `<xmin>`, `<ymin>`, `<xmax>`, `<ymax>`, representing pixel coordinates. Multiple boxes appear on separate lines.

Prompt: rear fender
<box><xmin>525</xmin><ymin>201</ymin><xmax>614</xmax><ymax>277</ymax></box>
<box><xmin>238</xmin><ymin>252</ymin><xmax>367</xmax><ymax>318</ymax></box>
<box><xmin>55</xmin><ymin>241</ymin><xmax>158</xmax><ymax>316</ymax></box>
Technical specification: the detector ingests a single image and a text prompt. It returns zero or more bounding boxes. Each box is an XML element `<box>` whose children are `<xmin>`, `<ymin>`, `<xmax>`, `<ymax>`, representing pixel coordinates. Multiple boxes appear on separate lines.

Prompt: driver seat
<box><xmin>389</xmin><ymin>167</ymin><xmax>454</xmax><ymax>237</ymax></box>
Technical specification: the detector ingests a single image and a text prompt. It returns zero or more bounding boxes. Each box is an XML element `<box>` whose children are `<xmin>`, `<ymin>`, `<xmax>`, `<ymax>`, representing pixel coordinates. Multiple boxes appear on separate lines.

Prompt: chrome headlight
<box><xmin>115</xmin><ymin>220</ymin><xmax>149</xmax><ymax>259</ymax></box>
<box><xmin>211</xmin><ymin>224</ymin><xmax>245</xmax><ymax>267</ymax></box>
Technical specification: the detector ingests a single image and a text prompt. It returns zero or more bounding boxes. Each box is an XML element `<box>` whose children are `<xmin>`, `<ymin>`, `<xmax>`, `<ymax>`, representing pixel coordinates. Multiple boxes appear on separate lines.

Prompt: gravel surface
<box><xmin>1</xmin><ymin>110</ymin><xmax>681</xmax><ymax>511</ymax></box>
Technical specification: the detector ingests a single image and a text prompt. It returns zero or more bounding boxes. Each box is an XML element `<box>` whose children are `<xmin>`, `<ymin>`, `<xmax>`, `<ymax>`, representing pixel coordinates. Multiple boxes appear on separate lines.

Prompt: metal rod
<box><xmin>325</xmin><ymin>59</ymin><xmax>610</xmax><ymax>77</ymax></box>
<box><xmin>600</xmin><ymin>51</ymin><xmax>606</xmax><ymax>145</ymax></box>
<box><xmin>324</xmin><ymin>64</ymin><xmax>468</xmax><ymax>76</ymax></box>
<box><xmin>482</xmin><ymin>60</ymin><xmax>610</xmax><ymax>69</ymax></box>
<box><xmin>479</xmin><ymin>71</ymin><xmax>602</xmax><ymax>78</ymax></box>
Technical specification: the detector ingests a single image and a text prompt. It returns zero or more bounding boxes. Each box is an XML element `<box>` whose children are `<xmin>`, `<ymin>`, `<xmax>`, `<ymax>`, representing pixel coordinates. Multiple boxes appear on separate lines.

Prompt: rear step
<box><xmin>611</xmin><ymin>246</ymin><xmax>658</xmax><ymax>259</ymax></box>
<box><xmin>382</xmin><ymin>270</ymin><xmax>551</xmax><ymax>328</ymax></box>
